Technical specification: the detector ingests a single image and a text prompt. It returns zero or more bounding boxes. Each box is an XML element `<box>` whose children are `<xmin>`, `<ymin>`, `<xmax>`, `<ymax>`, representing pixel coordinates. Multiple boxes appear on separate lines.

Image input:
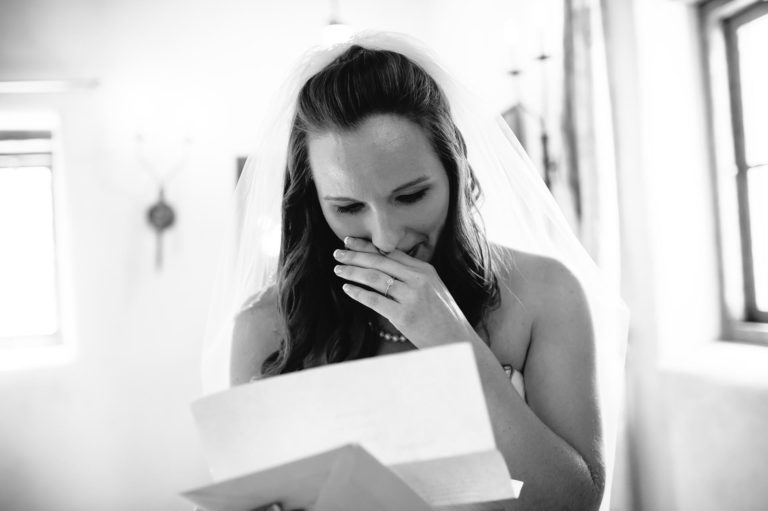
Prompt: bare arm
<box><xmin>230</xmin><ymin>287</ymin><xmax>282</xmax><ymax>386</ymax></box>
<box><xmin>470</xmin><ymin>254</ymin><xmax>604</xmax><ymax>511</ymax></box>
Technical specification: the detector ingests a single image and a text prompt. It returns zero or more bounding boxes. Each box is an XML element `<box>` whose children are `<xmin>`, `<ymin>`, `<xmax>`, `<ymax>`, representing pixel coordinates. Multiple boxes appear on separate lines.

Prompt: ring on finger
<box><xmin>383</xmin><ymin>276</ymin><xmax>395</xmax><ymax>298</ymax></box>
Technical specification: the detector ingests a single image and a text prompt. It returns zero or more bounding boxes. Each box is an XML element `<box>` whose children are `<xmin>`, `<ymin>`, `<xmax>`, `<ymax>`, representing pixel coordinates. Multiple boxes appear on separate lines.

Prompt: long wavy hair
<box><xmin>263</xmin><ymin>45</ymin><xmax>499</xmax><ymax>375</ymax></box>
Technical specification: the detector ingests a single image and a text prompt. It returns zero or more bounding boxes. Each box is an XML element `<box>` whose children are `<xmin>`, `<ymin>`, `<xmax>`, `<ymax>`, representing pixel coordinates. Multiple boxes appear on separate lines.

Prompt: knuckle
<box><xmin>365</xmin><ymin>270</ymin><xmax>381</xmax><ymax>286</ymax></box>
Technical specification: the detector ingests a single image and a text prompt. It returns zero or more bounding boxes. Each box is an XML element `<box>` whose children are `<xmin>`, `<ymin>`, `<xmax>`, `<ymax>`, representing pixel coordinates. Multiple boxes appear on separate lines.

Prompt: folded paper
<box><xmin>183</xmin><ymin>444</ymin><xmax>434</xmax><ymax>511</ymax></box>
<box><xmin>185</xmin><ymin>343</ymin><xmax>521</xmax><ymax>509</ymax></box>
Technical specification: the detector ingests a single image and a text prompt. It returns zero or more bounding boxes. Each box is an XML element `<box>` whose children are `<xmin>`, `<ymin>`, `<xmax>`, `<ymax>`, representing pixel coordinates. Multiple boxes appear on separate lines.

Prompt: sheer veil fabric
<box><xmin>201</xmin><ymin>31</ymin><xmax>628</xmax><ymax>509</ymax></box>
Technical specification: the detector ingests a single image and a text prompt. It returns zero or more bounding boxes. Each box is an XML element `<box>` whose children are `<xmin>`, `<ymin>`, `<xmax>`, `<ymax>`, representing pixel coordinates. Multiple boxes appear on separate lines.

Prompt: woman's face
<box><xmin>307</xmin><ymin>114</ymin><xmax>450</xmax><ymax>261</ymax></box>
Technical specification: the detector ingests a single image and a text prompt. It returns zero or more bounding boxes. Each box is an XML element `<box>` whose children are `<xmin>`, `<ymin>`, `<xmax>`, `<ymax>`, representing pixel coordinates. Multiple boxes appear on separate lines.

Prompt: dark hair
<box><xmin>264</xmin><ymin>45</ymin><xmax>499</xmax><ymax>375</ymax></box>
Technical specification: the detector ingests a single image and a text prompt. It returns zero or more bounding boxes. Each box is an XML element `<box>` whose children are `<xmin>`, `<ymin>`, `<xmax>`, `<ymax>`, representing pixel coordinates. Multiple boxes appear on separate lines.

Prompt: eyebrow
<box><xmin>323</xmin><ymin>176</ymin><xmax>431</xmax><ymax>201</ymax></box>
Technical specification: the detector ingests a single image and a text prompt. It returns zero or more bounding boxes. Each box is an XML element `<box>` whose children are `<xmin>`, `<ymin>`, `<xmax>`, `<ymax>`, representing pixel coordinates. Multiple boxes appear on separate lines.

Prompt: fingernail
<box><xmin>333</xmin><ymin>265</ymin><xmax>342</xmax><ymax>274</ymax></box>
<box><xmin>333</xmin><ymin>249</ymin><xmax>345</xmax><ymax>259</ymax></box>
<box><xmin>343</xmin><ymin>236</ymin><xmax>352</xmax><ymax>246</ymax></box>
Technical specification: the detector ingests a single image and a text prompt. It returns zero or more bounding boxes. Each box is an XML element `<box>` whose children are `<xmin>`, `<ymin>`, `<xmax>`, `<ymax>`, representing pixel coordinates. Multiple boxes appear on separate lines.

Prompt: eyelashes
<box><xmin>398</xmin><ymin>188</ymin><xmax>428</xmax><ymax>204</ymax></box>
<box><xmin>335</xmin><ymin>203</ymin><xmax>364</xmax><ymax>214</ymax></box>
<box><xmin>334</xmin><ymin>188</ymin><xmax>429</xmax><ymax>215</ymax></box>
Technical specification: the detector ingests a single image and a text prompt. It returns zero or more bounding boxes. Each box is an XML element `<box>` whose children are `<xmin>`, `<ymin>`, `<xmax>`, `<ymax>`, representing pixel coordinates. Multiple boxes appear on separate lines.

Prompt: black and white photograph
<box><xmin>0</xmin><ymin>1</ymin><xmax>766</xmax><ymax>510</ymax></box>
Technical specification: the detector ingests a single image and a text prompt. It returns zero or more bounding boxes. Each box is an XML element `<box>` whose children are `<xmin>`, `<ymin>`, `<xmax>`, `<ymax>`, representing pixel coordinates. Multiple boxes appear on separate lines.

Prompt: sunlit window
<box><xmin>703</xmin><ymin>0</ymin><xmax>768</xmax><ymax>341</ymax></box>
<box><xmin>0</xmin><ymin>131</ymin><xmax>60</xmax><ymax>344</ymax></box>
<box><xmin>725</xmin><ymin>2</ymin><xmax>768</xmax><ymax>322</ymax></box>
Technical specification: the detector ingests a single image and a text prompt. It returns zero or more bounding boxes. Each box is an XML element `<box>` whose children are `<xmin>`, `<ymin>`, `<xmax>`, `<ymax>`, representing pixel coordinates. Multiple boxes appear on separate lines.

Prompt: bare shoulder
<box><xmin>484</xmin><ymin>245</ymin><xmax>591</xmax><ymax>368</ymax></box>
<box><xmin>492</xmin><ymin>245</ymin><xmax>588</xmax><ymax>312</ymax></box>
<box><xmin>230</xmin><ymin>285</ymin><xmax>282</xmax><ymax>386</ymax></box>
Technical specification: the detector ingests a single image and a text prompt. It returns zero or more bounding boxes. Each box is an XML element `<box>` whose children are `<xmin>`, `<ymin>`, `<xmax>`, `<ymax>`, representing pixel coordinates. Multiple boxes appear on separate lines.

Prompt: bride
<box><xmin>203</xmin><ymin>33</ymin><xmax>627</xmax><ymax>511</ymax></box>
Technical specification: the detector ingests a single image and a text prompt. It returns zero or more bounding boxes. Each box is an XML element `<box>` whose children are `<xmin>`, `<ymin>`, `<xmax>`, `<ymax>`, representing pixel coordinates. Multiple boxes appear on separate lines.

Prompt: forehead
<box><xmin>307</xmin><ymin>114</ymin><xmax>444</xmax><ymax>197</ymax></box>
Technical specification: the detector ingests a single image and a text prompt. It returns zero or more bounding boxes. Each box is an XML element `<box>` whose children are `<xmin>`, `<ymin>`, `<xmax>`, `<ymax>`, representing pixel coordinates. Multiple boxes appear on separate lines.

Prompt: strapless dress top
<box><xmin>502</xmin><ymin>364</ymin><xmax>526</xmax><ymax>401</ymax></box>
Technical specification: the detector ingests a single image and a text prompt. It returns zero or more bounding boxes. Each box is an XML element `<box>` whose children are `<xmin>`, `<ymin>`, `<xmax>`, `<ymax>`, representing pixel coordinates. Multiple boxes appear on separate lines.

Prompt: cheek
<box><xmin>425</xmin><ymin>186</ymin><xmax>450</xmax><ymax>235</ymax></box>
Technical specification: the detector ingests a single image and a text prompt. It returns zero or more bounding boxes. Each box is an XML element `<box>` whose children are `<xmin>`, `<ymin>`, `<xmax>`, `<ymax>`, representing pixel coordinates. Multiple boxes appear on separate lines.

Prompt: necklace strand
<box><xmin>368</xmin><ymin>321</ymin><xmax>408</xmax><ymax>343</ymax></box>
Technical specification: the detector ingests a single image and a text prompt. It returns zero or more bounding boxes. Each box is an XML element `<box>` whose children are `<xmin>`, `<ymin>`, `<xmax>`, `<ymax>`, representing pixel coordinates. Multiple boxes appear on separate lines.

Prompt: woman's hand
<box><xmin>333</xmin><ymin>236</ymin><xmax>478</xmax><ymax>348</ymax></box>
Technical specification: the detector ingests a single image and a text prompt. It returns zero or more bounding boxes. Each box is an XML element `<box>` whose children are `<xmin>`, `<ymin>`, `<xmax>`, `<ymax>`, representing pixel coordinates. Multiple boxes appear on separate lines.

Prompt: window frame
<box><xmin>701</xmin><ymin>0</ymin><xmax>768</xmax><ymax>344</ymax></box>
<box><xmin>0</xmin><ymin>113</ymin><xmax>76</xmax><ymax>370</ymax></box>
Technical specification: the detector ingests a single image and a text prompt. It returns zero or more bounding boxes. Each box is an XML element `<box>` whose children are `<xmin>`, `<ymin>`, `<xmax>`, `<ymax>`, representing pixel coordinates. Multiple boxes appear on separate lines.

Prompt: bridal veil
<box><xmin>200</xmin><ymin>31</ymin><xmax>628</xmax><ymax>510</ymax></box>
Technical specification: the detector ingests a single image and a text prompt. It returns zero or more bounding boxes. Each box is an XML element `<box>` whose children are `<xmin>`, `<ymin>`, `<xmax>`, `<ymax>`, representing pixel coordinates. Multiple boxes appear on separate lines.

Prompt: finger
<box><xmin>345</xmin><ymin>237</ymin><xmax>422</xmax><ymax>267</ymax></box>
<box><xmin>333</xmin><ymin>249</ymin><xmax>415</xmax><ymax>282</ymax></box>
<box><xmin>342</xmin><ymin>283</ymin><xmax>399</xmax><ymax>319</ymax></box>
<box><xmin>343</xmin><ymin>236</ymin><xmax>380</xmax><ymax>254</ymax></box>
<box><xmin>252</xmin><ymin>503</ymin><xmax>284</xmax><ymax>511</ymax></box>
<box><xmin>334</xmin><ymin>265</ymin><xmax>403</xmax><ymax>301</ymax></box>
<box><xmin>386</xmin><ymin>247</ymin><xmax>427</xmax><ymax>267</ymax></box>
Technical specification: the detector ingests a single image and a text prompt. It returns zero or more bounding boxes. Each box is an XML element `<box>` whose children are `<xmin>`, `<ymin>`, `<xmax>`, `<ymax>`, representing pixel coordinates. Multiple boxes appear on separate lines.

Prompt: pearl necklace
<box><xmin>368</xmin><ymin>321</ymin><xmax>408</xmax><ymax>343</ymax></box>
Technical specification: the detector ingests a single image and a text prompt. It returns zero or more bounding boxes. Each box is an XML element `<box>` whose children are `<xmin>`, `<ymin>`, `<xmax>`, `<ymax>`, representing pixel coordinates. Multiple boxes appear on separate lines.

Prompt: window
<box><xmin>702</xmin><ymin>0</ymin><xmax>768</xmax><ymax>342</ymax></box>
<box><xmin>0</xmin><ymin>115</ymin><xmax>74</xmax><ymax>368</ymax></box>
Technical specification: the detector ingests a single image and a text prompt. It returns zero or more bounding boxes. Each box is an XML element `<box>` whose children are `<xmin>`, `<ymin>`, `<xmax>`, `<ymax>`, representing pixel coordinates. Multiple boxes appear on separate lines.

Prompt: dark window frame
<box><xmin>723</xmin><ymin>1</ymin><xmax>768</xmax><ymax>323</ymax></box>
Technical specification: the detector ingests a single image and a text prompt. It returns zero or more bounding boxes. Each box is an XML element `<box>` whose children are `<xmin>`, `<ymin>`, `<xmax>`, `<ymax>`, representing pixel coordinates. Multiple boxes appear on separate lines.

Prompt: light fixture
<box><xmin>0</xmin><ymin>79</ymin><xmax>98</xmax><ymax>94</ymax></box>
<box><xmin>321</xmin><ymin>0</ymin><xmax>353</xmax><ymax>47</ymax></box>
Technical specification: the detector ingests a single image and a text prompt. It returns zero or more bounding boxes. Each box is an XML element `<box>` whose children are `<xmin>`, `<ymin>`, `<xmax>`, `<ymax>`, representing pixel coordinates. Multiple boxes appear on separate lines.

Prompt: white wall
<box><xmin>604</xmin><ymin>0</ymin><xmax>768</xmax><ymax>510</ymax></box>
<box><xmin>0</xmin><ymin>1</ymin><xmax>553</xmax><ymax>510</ymax></box>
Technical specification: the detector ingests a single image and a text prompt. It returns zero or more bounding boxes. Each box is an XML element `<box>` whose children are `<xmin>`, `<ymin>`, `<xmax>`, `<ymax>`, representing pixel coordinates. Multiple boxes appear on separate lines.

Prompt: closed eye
<box><xmin>333</xmin><ymin>188</ymin><xmax>429</xmax><ymax>215</ymax></box>
<box><xmin>397</xmin><ymin>188</ymin><xmax>429</xmax><ymax>204</ymax></box>
<box><xmin>335</xmin><ymin>202</ymin><xmax>364</xmax><ymax>214</ymax></box>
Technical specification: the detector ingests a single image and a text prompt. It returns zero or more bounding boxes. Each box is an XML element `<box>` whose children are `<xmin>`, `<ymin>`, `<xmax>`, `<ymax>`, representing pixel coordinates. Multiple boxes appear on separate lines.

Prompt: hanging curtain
<box><xmin>562</xmin><ymin>0</ymin><xmax>621</xmax><ymax>283</ymax></box>
<box><xmin>562</xmin><ymin>4</ymin><xmax>629</xmax><ymax>511</ymax></box>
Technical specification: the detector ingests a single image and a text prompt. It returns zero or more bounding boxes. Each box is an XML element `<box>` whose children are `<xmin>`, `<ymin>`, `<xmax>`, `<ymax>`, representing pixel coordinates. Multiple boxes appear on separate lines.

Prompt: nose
<box><xmin>367</xmin><ymin>209</ymin><xmax>403</xmax><ymax>255</ymax></box>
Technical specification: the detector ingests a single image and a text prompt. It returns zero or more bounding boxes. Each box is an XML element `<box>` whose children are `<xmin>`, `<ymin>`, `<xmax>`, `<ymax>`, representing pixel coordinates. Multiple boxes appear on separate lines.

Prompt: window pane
<box><xmin>0</xmin><ymin>166</ymin><xmax>59</xmax><ymax>337</ymax></box>
<box><xmin>737</xmin><ymin>12</ymin><xmax>768</xmax><ymax>167</ymax></box>
<box><xmin>748</xmin><ymin>165</ymin><xmax>768</xmax><ymax>312</ymax></box>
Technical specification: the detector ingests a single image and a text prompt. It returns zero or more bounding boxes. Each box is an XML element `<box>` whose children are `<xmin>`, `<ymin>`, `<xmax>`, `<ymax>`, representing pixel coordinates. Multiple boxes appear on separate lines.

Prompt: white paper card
<box><xmin>190</xmin><ymin>343</ymin><xmax>521</xmax><ymax>507</ymax></box>
<box><xmin>182</xmin><ymin>444</ymin><xmax>433</xmax><ymax>511</ymax></box>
